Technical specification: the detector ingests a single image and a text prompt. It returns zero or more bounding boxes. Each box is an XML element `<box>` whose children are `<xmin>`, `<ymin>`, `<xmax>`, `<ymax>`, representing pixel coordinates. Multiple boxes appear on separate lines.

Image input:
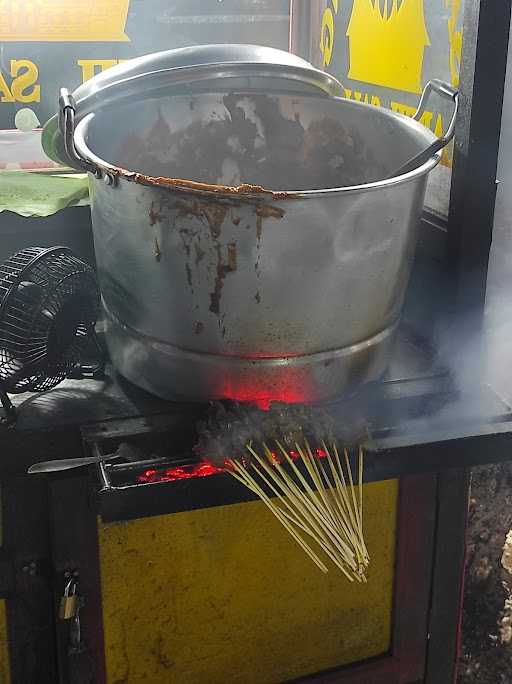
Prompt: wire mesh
<box><xmin>0</xmin><ymin>247</ymin><xmax>100</xmax><ymax>394</ymax></box>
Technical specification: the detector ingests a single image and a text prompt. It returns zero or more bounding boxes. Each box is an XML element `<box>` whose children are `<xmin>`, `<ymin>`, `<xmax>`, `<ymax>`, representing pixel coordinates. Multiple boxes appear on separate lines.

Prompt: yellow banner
<box><xmin>319</xmin><ymin>0</ymin><xmax>462</xmax><ymax>168</ymax></box>
<box><xmin>346</xmin><ymin>0</ymin><xmax>430</xmax><ymax>95</ymax></box>
<box><xmin>0</xmin><ymin>0</ymin><xmax>130</xmax><ymax>42</ymax></box>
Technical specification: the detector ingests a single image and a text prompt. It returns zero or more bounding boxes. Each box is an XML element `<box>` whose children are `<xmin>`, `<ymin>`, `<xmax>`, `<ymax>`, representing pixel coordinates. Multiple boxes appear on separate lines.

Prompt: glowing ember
<box><xmin>137</xmin><ymin>461</ymin><xmax>223</xmax><ymax>484</ymax></box>
<box><xmin>136</xmin><ymin>447</ymin><xmax>328</xmax><ymax>484</ymax></box>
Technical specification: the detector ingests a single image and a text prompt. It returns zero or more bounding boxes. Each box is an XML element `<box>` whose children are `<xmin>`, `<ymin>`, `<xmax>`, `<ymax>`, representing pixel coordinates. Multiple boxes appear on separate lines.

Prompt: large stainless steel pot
<box><xmin>46</xmin><ymin>48</ymin><xmax>458</xmax><ymax>404</ymax></box>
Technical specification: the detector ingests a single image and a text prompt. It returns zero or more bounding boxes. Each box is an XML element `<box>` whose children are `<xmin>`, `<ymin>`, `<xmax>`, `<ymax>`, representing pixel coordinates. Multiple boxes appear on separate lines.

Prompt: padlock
<box><xmin>59</xmin><ymin>578</ymin><xmax>78</xmax><ymax>620</ymax></box>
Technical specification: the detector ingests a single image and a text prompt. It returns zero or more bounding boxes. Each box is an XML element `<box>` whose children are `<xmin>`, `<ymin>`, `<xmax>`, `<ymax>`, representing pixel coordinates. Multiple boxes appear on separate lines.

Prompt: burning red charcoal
<box><xmin>139</xmin><ymin>469</ymin><xmax>158</xmax><ymax>482</ymax></box>
<box><xmin>137</xmin><ymin>461</ymin><xmax>223</xmax><ymax>484</ymax></box>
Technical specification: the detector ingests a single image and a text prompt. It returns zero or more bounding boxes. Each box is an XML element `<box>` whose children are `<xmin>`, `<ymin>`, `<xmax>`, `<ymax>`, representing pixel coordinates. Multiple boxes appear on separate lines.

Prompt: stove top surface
<box><xmin>3</xmin><ymin>320</ymin><xmax>512</xmax><ymax>488</ymax></box>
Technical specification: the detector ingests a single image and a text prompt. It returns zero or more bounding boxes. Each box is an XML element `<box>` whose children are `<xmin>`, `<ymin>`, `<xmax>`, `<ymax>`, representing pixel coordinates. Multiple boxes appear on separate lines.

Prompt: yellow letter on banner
<box><xmin>319</xmin><ymin>8</ymin><xmax>335</xmax><ymax>67</ymax></box>
<box><xmin>77</xmin><ymin>60</ymin><xmax>119</xmax><ymax>83</ymax></box>
<box><xmin>0</xmin><ymin>72</ymin><xmax>14</xmax><ymax>103</ymax></box>
<box><xmin>10</xmin><ymin>60</ymin><xmax>40</xmax><ymax>103</ymax></box>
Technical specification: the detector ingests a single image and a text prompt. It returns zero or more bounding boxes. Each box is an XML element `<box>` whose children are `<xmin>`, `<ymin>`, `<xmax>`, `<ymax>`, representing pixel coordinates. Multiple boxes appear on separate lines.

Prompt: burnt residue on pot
<box><xmin>103</xmin><ymin>148</ymin><xmax>296</xmax><ymax>198</ymax></box>
<box><xmin>173</xmin><ymin>197</ymin><xmax>232</xmax><ymax>305</ymax></box>
<box><xmin>255</xmin><ymin>204</ymin><xmax>285</xmax><ymax>241</ymax></box>
<box><xmin>143</xmin><ymin>191</ymin><xmax>287</xmax><ymax>316</ymax></box>
<box><xmin>175</xmin><ymin>198</ymin><xmax>230</xmax><ymax>239</ymax></box>
<box><xmin>185</xmin><ymin>263</ymin><xmax>193</xmax><ymax>289</ymax></box>
<box><xmin>169</xmin><ymin>198</ymin><xmax>228</xmax><ymax>296</ymax></box>
<box><xmin>227</xmin><ymin>242</ymin><xmax>237</xmax><ymax>271</ymax></box>
<box><xmin>219</xmin><ymin>312</ymin><xmax>227</xmax><ymax>339</ymax></box>
<box><xmin>124</xmin><ymin>103</ymin><xmax>296</xmax><ymax>316</ymax></box>
<box><xmin>173</xmin><ymin>219</ymin><xmax>199</xmax><ymax>293</ymax></box>
<box><xmin>149</xmin><ymin>202</ymin><xmax>163</xmax><ymax>226</ymax></box>
<box><xmin>154</xmin><ymin>237</ymin><xmax>161</xmax><ymax>261</ymax></box>
<box><xmin>255</xmin><ymin>204</ymin><xmax>286</xmax><ymax>220</ymax></box>
<box><xmin>148</xmin><ymin>201</ymin><xmax>163</xmax><ymax>259</ymax></box>
<box><xmin>167</xmin><ymin>195</ymin><xmax>246</xmax><ymax>315</ymax></box>
<box><xmin>204</xmin><ymin>205</ymin><xmax>229</xmax><ymax>239</ymax></box>
<box><xmin>210</xmin><ymin>242</ymin><xmax>238</xmax><ymax>315</ymax></box>
<box><xmin>194</xmin><ymin>242</ymin><xmax>205</xmax><ymax>267</ymax></box>
<box><xmin>253</xmin><ymin>202</ymin><xmax>285</xmax><ymax>291</ymax></box>
<box><xmin>120</xmin><ymin>169</ymin><xmax>293</xmax><ymax>199</ymax></box>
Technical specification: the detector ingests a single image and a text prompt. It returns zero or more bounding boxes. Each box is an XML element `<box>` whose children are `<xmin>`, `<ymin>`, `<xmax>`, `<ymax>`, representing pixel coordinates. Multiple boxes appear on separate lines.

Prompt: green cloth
<box><xmin>0</xmin><ymin>171</ymin><xmax>89</xmax><ymax>217</ymax></box>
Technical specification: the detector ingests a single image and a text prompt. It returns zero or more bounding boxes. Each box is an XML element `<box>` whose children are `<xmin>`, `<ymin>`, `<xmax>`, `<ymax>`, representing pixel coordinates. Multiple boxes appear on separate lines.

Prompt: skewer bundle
<box><xmin>196</xmin><ymin>403</ymin><xmax>369</xmax><ymax>582</ymax></box>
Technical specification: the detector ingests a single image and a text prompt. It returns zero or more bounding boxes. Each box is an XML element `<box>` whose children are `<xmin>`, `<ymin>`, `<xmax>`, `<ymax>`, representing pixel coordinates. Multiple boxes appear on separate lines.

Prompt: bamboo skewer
<box><xmin>306</xmin><ymin>442</ymin><xmax>361</xmax><ymax>554</ymax></box>
<box><xmin>318</xmin><ymin>450</ymin><xmax>362</xmax><ymax>558</ymax></box>
<box><xmin>270</xmin><ymin>445</ymin><xmax>356</xmax><ymax>557</ymax></box>
<box><xmin>324</xmin><ymin>444</ymin><xmax>364</xmax><ymax>561</ymax></box>
<box><xmin>239</xmin><ymin>454</ymin><xmax>358</xmax><ymax>582</ymax></box>
<box><xmin>294</xmin><ymin>446</ymin><xmax>361</xmax><ymax>568</ymax></box>
<box><xmin>266</xmin><ymin>447</ymin><xmax>359</xmax><ymax>569</ymax></box>
<box><xmin>332</xmin><ymin>445</ymin><xmax>364</xmax><ymax>562</ymax></box>
<box><xmin>248</xmin><ymin>464</ymin><xmax>358</xmax><ymax>582</ymax></box>
<box><xmin>227</xmin><ymin>459</ymin><xmax>329</xmax><ymax>573</ymax></box>
<box><xmin>250</xmin><ymin>447</ymin><xmax>358</xmax><ymax>572</ymax></box>
<box><xmin>225</xmin><ymin>438</ymin><xmax>369</xmax><ymax>582</ymax></box>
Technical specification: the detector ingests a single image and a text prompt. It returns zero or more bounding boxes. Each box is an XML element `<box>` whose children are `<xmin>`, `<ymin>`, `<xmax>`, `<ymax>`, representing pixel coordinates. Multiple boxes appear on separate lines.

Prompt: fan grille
<box><xmin>0</xmin><ymin>246</ymin><xmax>100</xmax><ymax>393</ymax></box>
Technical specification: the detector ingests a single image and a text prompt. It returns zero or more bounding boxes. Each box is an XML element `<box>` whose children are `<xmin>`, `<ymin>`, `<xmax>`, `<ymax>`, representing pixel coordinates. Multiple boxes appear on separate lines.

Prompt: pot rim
<box><xmin>74</xmin><ymin>96</ymin><xmax>441</xmax><ymax>198</ymax></box>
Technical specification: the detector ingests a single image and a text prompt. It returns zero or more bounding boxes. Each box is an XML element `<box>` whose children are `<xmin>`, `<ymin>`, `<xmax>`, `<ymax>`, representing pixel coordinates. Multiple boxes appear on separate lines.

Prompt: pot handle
<box><xmin>59</xmin><ymin>88</ymin><xmax>101</xmax><ymax>176</ymax></box>
<box><xmin>390</xmin><ymin>79</ymin><xmax>459</xmax><ymax>177</ymax></box>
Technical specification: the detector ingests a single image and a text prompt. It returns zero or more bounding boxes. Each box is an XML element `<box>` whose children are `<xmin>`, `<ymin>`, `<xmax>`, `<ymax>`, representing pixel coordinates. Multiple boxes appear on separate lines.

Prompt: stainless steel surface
<box><xmin>66</xmin><ymin>73</ymin><xmax>440</xmax><ymax>402</ymax></box>
<box><xmin>103</xmin><ymin>302</ymin><xmax>398</xmax><ymax>402</ymax></box>
<box><xmin>43</xmin><ymin>45</ymin><xmax>342</xmax><ymax>168</ymax></box>
<box><xmin>390</xmin><ymin>80</ymin><xmax>459</xmax><ymax>178</ymax></box>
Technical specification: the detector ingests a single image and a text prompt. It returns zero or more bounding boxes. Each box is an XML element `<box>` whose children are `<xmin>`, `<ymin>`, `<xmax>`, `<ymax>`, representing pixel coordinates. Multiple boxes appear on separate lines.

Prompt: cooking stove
<box><xmin>46</xmin><ymin>315</ymin><xmax>505</xmax><ymax>523</ymax></box>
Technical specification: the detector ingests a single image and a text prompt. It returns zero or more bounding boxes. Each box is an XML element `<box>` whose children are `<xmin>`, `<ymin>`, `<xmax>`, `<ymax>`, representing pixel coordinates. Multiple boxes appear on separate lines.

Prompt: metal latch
<box><xmin>59</xmin><ymin>575</ymin><xmax>86</xmax><ymax>655</ymax></box>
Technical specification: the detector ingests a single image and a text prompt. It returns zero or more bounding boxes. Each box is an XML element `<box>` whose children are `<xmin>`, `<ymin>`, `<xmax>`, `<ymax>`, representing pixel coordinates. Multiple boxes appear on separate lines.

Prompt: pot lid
<box><xmin>43</xmin><ymin>44</ymin><xmax>343</xmax><ymax>168</ymax></box>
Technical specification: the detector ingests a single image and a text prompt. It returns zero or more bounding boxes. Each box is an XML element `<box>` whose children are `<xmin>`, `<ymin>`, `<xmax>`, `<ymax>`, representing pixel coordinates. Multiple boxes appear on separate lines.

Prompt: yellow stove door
<box><xmin>98</xmin><ymin>479</ymin><xmax>398</xmax><ymax>684</ymax></box>
<box><xmin>0</xmin><ymin>600</ymin><xmax>10</xmax><ymax>684</ymax></box>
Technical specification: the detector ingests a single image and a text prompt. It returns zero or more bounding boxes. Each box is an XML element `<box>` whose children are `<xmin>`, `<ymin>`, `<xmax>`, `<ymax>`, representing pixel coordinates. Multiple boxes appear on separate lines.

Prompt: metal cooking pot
<box><xmin>45</xmin><ymin>47</ymin><xmax>457</xmax><ymax>404</ymax></box>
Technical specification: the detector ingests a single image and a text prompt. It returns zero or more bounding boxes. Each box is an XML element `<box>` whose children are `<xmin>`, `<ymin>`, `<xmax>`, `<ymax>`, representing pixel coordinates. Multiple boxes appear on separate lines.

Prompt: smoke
<box><xmin>485</xmin><ymin>219</ymin><xmax>512</xmax><ymax>406</ymax></box>
<box><xmin>196</xmin><ymin>243</ymin><xmax>512</xmax><ymax>458</ymax></box>
<box><xmin>384</xmin><ymin>272</ymin><xmax>512</xmax><ymax>442</ymax></box>
<box><xmin>195</xmin><ymin>401</ymin><xmax>368</xmax><ymax>467</ymax></box>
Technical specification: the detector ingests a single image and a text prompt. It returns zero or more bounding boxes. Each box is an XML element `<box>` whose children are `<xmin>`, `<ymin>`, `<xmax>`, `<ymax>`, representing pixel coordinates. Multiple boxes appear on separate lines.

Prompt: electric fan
<box><xmin>0</xmin><ymin>246</ymin><xmax>103</xmax><ymax>423</ymax></box>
